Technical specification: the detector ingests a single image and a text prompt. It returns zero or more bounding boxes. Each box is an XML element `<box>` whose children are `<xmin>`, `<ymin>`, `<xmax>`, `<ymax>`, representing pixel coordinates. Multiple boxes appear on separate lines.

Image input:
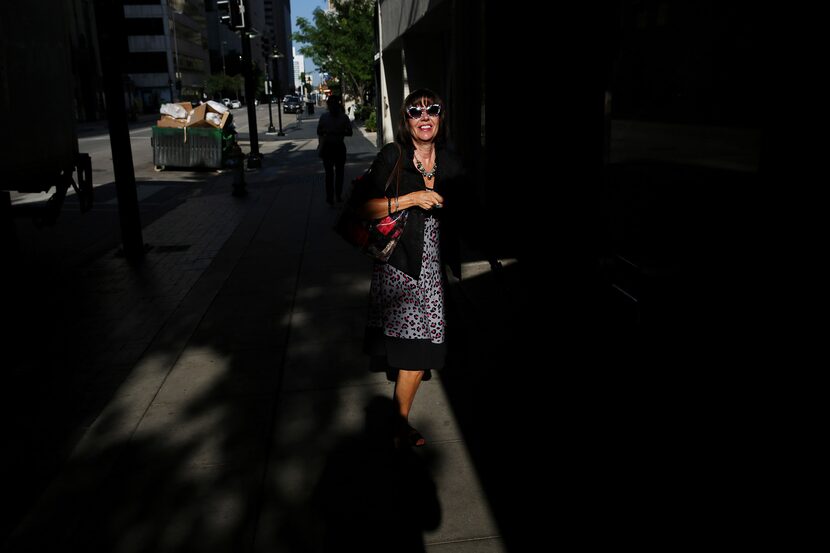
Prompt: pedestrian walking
<box><xmin>317</xmin><ymin>94</ymin><xmax>353</xmax><ymax>205</ymax></box>
<box><xmin>359</xmin><ymin>88</ymin><xmax>470</xmax><ymax>447</ymax></box>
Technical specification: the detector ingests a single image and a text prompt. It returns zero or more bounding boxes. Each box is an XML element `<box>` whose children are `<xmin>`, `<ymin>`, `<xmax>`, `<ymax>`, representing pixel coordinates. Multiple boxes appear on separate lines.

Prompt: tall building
<box><xmin>62</xmin><ymin>0</ymin><xmax>294</xmax><ymax>117</ymax></box>
<box><xmin>124</xmin><ymin>0</ymin><xmax>210</xmax><ymax>111</ymax></box>
<box><xmin>293</xmin><ymin>50</ymin><xmax>304</xmax><ymax>93</ymax></box>
<box><xmin>67</xmin><ymin>0</ymin><xmax>105</xmax><ymax>121</ymax></box>
<box><xmin>263</xmin><ymin>0</ymin><xmax>294</xmax><ymax>97</ymax></box>
<box><xmin>205</xmin><ymin>0</ymin><xmax>293</xmax><ymax>98</ymax></box>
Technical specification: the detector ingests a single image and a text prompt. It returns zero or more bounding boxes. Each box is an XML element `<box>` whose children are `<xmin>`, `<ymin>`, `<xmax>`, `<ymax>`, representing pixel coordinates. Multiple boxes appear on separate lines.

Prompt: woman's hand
<box><xmin>408</xmin><ymin>190</ymin><xmax>445</xmax><ymax>210</ymax></box>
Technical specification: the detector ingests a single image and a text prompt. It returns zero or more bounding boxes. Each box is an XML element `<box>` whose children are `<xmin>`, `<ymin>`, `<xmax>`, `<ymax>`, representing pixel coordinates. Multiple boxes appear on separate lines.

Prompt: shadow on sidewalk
<box><xmin>310</xmin><ymin>396</ymin><xmax>440</xmax><ymax>552</ymax></box>
<box><xmin>436</xmin><ymin>156</ymin><xmax>763</xmax><ymax>549</ymax></box>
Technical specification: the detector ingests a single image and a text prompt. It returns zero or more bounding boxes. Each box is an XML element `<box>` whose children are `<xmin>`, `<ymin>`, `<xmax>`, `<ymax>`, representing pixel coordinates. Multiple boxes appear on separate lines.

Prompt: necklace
<box><xmin>415</xmin><ymin>156</ymin><xmax>438</xmax><ymax>180</ymax></box>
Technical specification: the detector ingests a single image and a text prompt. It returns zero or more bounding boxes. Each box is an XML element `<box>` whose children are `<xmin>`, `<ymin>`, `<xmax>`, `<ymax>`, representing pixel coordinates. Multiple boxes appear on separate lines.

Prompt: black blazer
<box><xmin>365</xmin><ymin>142</ymin><xmax>472</xmax><ymax>279</ymax></box>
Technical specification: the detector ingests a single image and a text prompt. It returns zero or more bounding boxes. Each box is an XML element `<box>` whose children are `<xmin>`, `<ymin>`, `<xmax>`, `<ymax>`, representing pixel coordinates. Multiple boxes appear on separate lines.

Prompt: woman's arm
<box><xmin>359</xmin><ymin>190</ymin><xmax>445</xmax><ymax>220</ymax></box>
<box><xmin>355</xmin><ymin>143</ymin><xmax>443</xmax><ymax>219</ymax></box>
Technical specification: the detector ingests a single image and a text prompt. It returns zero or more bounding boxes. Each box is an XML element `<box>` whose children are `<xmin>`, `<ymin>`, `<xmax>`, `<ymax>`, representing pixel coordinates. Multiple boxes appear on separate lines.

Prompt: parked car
<box><xmin>230</xmin><ymin>99</ymin><xmax>242</xmax><ymax>109</ymax></box>
<box><xmin>283</xmin><ymin>95</ymin><xmax>303</xmax><ymax>114</ymax></box>
<box><xmin>222</xmin><ymin>98</ymin><xmax>231</xmax><ymax>107</ymax></box>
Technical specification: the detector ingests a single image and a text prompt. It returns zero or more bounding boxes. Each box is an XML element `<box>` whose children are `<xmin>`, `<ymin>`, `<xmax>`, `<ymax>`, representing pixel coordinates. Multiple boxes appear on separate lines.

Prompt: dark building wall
<box><xmin>378</xmin><ymin>0</ymin><xmax>486</xmax><ymax>241</ymax></box>
<box><xmin>612</xmin><ymin>0</ymin><xmax>761</xmax><ymax>126</ymax></box>
<box><xmin>68</xmin><ymin>0</ymin><xmax>105</xmax><ymax>121</ymax></box>
<box><xmin>270</xmin><ymin>0</ymin><xmax>293</xmax><ymax>96</ymax></box>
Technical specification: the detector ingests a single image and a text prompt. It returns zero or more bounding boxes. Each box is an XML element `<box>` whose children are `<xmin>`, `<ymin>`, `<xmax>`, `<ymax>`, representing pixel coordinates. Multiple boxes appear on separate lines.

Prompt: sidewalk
<box><xmin>3</xmin><ymin>110</ymin><xmax>507</xmax><ymax>552</ymax></box>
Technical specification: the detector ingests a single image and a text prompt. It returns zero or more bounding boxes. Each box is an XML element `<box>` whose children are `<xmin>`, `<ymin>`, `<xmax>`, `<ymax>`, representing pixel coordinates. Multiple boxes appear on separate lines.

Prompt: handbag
<box><xmin>334</xmin><ymin>144</ymin><xmax>408</xmax><ymax>262</ymax></box>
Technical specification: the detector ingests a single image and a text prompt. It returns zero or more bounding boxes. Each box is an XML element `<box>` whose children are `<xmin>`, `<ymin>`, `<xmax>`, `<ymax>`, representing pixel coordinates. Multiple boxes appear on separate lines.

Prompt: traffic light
<box><xmin>217</xmin><ymin>0</ymin><xmax>245</xmax><ymax>30</ymax></box>
<box><xmin>217</xmin><ymin>0</ymin><xmax>231</xmax><ymax>27</ymax></box>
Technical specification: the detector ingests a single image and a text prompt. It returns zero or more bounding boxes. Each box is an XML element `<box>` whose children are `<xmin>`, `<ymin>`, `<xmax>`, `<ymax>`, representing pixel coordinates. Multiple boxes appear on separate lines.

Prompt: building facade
<box><xmin>293</xmin><ymin>51</ymin><xmax>304</xmax><ymax>94</ymax></box>
<box><xmin>376</xmin><ymin>0</ymin><xmax>485</xmax><ymax>185</ymax></box>
<box><xmin>67</xmin><ymin>0</ymin><xmax>105</xmax><ymax>121</ymax></box>
<box><xmin>204</xmin><ymin>0</ymin><xmax>293</xmax><ymax>99</ymax></box>
<box><xmin>265</xmin><ymin>0</ymin><xmax>294</xmax><ymax>97</ymax></box>
<box><xmin>122</xmin><ymin>0</ymin><xmax>210</xmax><ymax>111</ymax></box>
<box><xmin>62</xmin><ymin>0</ymin><xmax>294</xmax><ymax>117</ymax></box>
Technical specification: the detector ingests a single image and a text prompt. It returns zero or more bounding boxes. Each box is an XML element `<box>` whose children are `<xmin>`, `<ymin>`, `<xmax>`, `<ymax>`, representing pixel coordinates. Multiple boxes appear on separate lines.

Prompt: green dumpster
<box><xmin>151</xmin><ymin>126</ymin><xmax>234</xmax><ymax>170</ymax></box>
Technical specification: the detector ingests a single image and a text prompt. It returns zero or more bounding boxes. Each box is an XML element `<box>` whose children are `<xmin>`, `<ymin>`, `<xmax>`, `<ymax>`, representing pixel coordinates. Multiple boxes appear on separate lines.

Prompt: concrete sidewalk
<box><xmin>3</xmin><ymin>111</ymin><xmax>506</xmax><ymax>552</ymax></box>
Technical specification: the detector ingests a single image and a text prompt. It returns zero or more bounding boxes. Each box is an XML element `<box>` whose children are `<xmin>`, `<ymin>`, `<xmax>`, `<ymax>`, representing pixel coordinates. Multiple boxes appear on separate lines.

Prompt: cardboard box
<box><xmin>185</xmin><ymin>104</ymin><xmax>209</xmax><ymax>128</ymax></box>
<box><xmin>156</xmin><ymin>114</ymin><xmax>187</xmax><ymax>128</ymax></box>
<box><xmin>156</xmin><ymin>102</ymin><xmax>195</xmax><ymax>128</ymax></box>
<box><xmin>186</xmin><ymin>102</ymin><xmax>230</xmax><ymax>129</ymax></box>
<box><xmin>206</xmin><ymin>110</ymin><xmax>230</xmax><ymax>129</ymax></box>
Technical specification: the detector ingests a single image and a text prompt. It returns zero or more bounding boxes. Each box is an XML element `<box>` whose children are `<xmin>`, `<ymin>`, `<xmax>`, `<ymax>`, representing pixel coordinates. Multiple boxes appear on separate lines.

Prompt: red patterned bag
<box><xmin>334</xmin><ymin>144</ymin><xmax>407</xmax><ymax>262</ymax></box>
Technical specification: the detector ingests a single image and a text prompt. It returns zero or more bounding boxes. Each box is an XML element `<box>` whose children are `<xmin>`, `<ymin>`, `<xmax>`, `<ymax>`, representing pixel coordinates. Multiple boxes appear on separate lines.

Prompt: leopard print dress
<box><xmin>366</xmin><ymin>215</ymin><xmax>446</xmax><ymax>371</ymax></box>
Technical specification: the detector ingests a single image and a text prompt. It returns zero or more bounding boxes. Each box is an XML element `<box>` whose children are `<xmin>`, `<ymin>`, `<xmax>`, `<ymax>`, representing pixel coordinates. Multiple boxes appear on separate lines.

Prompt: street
<box><xmin>7</xmin><ymin>102</ymin><xmax>323</xmax><ymax>275</ymax></box>
<box><xmin>10</xmin><ymin>103</ymin><xmax>309</xmax><ymax>207</ymax></box>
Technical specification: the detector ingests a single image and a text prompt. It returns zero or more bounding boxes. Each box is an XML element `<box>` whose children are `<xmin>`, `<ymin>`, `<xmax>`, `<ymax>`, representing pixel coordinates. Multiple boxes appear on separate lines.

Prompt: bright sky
<box><xmin>291</xmin><ymin>0</ymin><xmax>328</xmax><ymax>84</ymax></box>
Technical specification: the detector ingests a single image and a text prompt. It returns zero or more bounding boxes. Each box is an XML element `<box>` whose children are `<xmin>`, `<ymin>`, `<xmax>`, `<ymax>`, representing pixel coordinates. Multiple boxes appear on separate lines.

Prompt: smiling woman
<box><xmin>356</xmin><ymin>88</ymin><xmax>471</xmax><ymax>448</ymax></box>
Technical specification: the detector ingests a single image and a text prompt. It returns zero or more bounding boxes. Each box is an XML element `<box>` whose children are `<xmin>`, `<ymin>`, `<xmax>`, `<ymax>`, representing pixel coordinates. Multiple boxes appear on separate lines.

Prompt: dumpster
<box><xmin>151</xmin><ymin>126</ymin><xmax>233</xmax><ymax>170</ymax></box>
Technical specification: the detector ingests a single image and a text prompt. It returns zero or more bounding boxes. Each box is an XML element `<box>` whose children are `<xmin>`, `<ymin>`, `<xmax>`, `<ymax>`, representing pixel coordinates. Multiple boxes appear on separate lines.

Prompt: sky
<box><xmin>290</xmin><ymin>0</ymin><xmax>328</xmax><ymax>85</ymax></box>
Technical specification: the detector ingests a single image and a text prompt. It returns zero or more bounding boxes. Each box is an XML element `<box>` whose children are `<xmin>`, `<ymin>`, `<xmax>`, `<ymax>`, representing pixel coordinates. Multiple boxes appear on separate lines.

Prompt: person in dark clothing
<box><xmin>317</xmin><ymin>94</ymin><xmax>353</xmax><ymax>204</ymax></box>
<box><xmin>360</xmin><ymin>88</ymin><xmax>470</xmax><ymax>448</ymax></box>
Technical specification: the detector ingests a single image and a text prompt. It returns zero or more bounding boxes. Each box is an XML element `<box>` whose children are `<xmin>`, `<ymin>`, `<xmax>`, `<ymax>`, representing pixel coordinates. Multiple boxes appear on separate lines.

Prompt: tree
<box><xmin>206</xmin><ymin>73</ymin><xmax>244</xmax><ymax>99</ymax></box>
<box><xmin>293</xmin><ymin>0</ymin><xmax>375</xmax><ymax>104</ymax></box>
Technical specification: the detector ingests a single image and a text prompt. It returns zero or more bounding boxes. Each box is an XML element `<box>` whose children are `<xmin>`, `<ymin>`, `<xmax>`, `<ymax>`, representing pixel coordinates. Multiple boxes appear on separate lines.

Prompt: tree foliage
<box><xmin>293</xmin><ymin>0</ymin><xmax>375</xmax><ymax>103</ymax></box>
<box><xmin>206</xmin><ymin>73</ymin><xmax>244</xmax><ymax>99</ymax></box>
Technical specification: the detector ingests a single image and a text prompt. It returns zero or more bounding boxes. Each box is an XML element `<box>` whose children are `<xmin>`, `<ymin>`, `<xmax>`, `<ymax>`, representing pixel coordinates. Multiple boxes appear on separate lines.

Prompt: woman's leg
<box><xmin>334</xmin><ymin>160</ymin><xmax>345</xmax><ymax>201</ymax></box>
<box><xmin>334</xmin><ymin>146</ymin><xmax>346</xmax><ymax>201</ymax></box>
<box><xmin>322</xmin><ymin>155</ymin><xmax>335</xmax><ymax>204</ymax></box>
<box><xmin>393</xmin><ymin>369</ymin><xmax>426</xmax><ymax>446</ymax></box>
<box><xmin>393</xmin><ymin>369</ymin><xmax>424</xmax><ymax>420</ymax></box>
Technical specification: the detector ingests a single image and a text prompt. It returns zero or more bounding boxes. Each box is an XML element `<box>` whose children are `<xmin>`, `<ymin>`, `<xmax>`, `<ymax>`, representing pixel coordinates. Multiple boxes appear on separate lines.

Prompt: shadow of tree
<box><xmin>2</xmin><ymin>137</ymin><xmax>448</xmax><ymax>552</ymax></box>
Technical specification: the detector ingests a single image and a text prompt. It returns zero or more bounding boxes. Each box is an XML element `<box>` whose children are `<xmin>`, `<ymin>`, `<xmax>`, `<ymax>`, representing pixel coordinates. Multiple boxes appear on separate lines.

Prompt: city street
<box><xmin>10</xmin><ymin>103</ymin><xmax>308</xmax><ymax>207</ymax></box>
<box><xmin>7</xmin><ymin>102</ymin><xmax>320</xmax><ymax>272</ymax></box>
<box><xmin>3</xmin><ymin>99</ymin><xmax>516</xmax><ymax>552</ymax></box>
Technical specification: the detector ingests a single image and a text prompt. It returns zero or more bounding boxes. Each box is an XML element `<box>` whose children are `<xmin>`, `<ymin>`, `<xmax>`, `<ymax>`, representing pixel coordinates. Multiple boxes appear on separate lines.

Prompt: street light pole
<box><xmin>170</xmin><ymin>4</ymin><xmax>182</xmax><ymax>99</ymax></box>
<box><xmin>172</xmin><ymin>16</ymin><xmax>179</xmax><ymax>76</ymax></box>
<box><xmin>220</xmin><ymin>40</ymin><xmax>227</xmax><ymax>76</ymax></box>
<box><xmin>271</xmin><ymin>49</ymin><xmax>285</xmax><ymax>136</ymax></box>
<box><xmin>266</xmin><ymin>71</ymin><xmax>276</xmax><ymax>134</ymax></box>
<box><xmin>241</xmin><ymin>29</ymin><xmax>261</xmax><ymax>168</ymax></box>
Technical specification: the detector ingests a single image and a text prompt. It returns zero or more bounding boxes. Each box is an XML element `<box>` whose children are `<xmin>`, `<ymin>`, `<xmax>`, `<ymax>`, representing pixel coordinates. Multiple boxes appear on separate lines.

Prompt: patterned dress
<box><xmin>366</xmin><ymin>215</ymin><xmax>446</xmax><ymax>372</ymax></box>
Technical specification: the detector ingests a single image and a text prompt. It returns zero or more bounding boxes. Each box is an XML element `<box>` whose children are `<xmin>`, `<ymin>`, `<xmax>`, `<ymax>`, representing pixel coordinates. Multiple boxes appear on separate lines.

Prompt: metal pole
<box><xmin>93</xmin><ymin>0</ymin><xmax>144</xmax><ymax>262</ymax></box>
<box><xmin>266</xmin><ymin>74</ymin><xmax>276</xmax><ymax>133</ymax></box>
<box><xmin>241</xmin><ymin>31</ymin><xmax>261</xmax><ymax>168</ymax></box>
<box><xmin>220</xmin><ymin>40</ymin><xmax>226</xmax><ymax>76</ymax></box>
<box><xmin>171</xmin><ymin>6</ymin><xmax>181</xmax><ymax>100</ymax></box>
<box><xmin>274</xmin><ymin>55</ymin><xmax>284</xmax><ymax>136</ymax></box>
<box><xmin>172</xmin><ymin>15</ymin><xmax>179</xmax><ymax>79</ymax></box>
<box><xmin>276</xmin><ymin>96</ymin><xmax>284</xmax><ymax>135</ymax></box>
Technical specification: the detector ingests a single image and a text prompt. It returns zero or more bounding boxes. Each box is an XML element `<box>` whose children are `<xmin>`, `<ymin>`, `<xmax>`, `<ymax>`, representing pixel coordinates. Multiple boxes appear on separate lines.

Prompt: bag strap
<box><xmin>385</xmin><ymin>143</ymin><xmax>403</xmax><ymax>199</ymax></box>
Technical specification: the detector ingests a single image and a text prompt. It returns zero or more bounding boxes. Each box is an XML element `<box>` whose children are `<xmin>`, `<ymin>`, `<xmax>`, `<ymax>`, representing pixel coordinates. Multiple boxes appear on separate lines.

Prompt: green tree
<box><xmin>206</xmin><ymin>73</ymin><xmax>244</xmax><ymax>99</ymax></box>
<box><xmin>293</xmin><ymin>0</ymin><xmax>375</xmax><ymax>104</ymax></box>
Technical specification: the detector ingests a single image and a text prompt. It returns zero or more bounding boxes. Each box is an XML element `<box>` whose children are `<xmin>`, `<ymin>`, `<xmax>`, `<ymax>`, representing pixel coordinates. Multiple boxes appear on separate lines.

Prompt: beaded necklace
<box><xmin>415</xmin><ymin>156</ymin><xmax>438</xmax><ymax>180</ymax></box>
